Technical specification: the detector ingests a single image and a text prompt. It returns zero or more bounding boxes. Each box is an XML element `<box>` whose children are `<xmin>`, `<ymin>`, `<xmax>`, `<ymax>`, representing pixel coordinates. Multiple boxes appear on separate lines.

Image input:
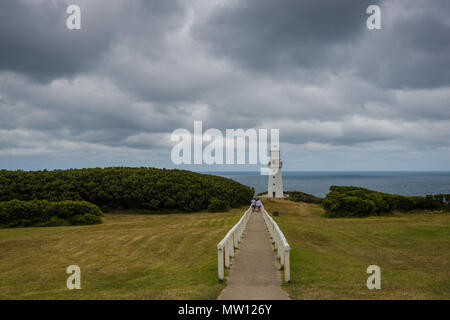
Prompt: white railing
<box><xmin>217</xmin><ymin>207</ymin><xmax>252</xmax><ymax>280</ymax></box>
<box><xmin>261</xmin><ymin>205</ymin><xmax>291</xmax><ymax>283</ymax></box>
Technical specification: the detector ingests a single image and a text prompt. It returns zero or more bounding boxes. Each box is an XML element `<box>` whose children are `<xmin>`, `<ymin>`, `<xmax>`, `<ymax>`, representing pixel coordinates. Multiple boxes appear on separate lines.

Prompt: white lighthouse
<box><xmin>267</xmin><ymin>146</ymin><xmax>284</xmax><ymax>198</ymax></box>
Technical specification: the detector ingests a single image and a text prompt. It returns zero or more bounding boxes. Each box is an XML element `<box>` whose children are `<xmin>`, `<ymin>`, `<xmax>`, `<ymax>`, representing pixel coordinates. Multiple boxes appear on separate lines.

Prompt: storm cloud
<box><xmin>0</xmin><ymin>0</ymin><xmax>449</xmax><ymax>171</ymax></box>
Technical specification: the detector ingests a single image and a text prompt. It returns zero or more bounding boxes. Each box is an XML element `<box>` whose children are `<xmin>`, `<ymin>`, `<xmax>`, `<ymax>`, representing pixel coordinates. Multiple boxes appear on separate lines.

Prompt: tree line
<box><xmin>322</xmin><ymin>186</ymin><xmax>450</xmax><ymax>217</ymax></box>
<box><xmin>0</xmin><ymin>200</ymin><xmax>103</xmax><ymax>227</ymax></box>
<box><xmin>0</xmin><ymin>167</ymin><xmax>254</xmax><ymax>212</ymax></box>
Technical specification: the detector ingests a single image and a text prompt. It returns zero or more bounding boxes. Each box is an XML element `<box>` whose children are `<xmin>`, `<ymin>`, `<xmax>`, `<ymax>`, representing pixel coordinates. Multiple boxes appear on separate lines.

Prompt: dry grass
<box><xmin>1</xmin><ymin>199</ymin><xmax>449</xmax><ymax>300</ymax></box>
<box><xmin>0</xmin><ymin>207</ymin><xmax>245</xmax><ymax>299</ymax></box>
<box><xmin>263</xmin><ymin>198</ymin><xmax>450</xmax><ymax>299</ymax></box>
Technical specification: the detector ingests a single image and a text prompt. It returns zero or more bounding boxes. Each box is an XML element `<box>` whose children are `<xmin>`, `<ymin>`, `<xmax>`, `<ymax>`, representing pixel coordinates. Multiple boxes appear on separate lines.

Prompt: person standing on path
<box><xmin>256</xmin><ymin>199</ymin><xmax>262</xmax><ymax>212</ymax></box>
<box><xmin>251</xmin><ymin>198</ymin><xmax>256</xmax><ymax>212</ymax></box>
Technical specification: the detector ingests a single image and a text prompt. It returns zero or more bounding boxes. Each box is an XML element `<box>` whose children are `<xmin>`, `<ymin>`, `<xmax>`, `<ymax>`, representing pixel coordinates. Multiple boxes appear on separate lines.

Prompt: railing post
<box><xmin>280</xmin><ymin>246</ymin><xmax>285</xmax><ymax>265</ymax></box>
<box><xmin>218</xmin><ymin>246</ymin><xmax>224</xmax><ymax>280</ymax></box>
<box><xmin>229</xmin><ymin>239</ymin><xmax>234</xmax><ymax>257</ymax></box>
<box><xmin>284</xmin><ymin>246</ymin><xmax>290</xmax><ymax>283</ymax></box>
<box><xmin>224</xmin><ymin>243</ymin><xmax>230</xmax><ymax>268</ymax></box>
<box><xmin>276</xmin><ymin>235</ymin><xmax>281</xmax><ymax>258</ymax></box>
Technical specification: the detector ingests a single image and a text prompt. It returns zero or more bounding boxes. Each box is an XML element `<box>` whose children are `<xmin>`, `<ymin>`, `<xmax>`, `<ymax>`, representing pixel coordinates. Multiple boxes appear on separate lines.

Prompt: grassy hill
<box><xmin>264</xmin><ymin>198</ymin><xmax>450</xmax><ymax>299</ymax></box>
<box><xmin>0</xmin><ymin>207</ymin><xmax>245</xmax><ymax>299</ymax></box>
<box><xmin>1</xmin><ymin>198</ymin><xmax>448</xmax><ymax>299</ymax></box>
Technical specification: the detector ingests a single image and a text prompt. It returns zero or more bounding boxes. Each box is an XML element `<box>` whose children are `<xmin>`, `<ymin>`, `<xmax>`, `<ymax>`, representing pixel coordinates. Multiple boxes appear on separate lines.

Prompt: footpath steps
<box><xmin>217</xmin><ymin>211</ymin><xmax>290</xmax><ymax>300</ymax></box>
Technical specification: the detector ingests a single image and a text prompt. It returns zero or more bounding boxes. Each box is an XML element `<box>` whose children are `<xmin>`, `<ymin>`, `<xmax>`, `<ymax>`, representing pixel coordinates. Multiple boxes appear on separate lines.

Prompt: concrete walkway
<box><xmin>218</xmin><ymin>211</ymin><xmax>290</xmax><ymax>300</ymax></box>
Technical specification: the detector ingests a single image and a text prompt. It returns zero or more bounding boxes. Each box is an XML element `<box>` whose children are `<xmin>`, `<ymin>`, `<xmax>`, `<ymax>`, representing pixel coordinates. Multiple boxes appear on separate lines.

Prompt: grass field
<box><xmin>1</xmin><ymin>199</ymin><xmax>449</xmax><ymax>299</ymax></box>
<box><xmin>0</xmin><ymin>207</ymin><xmax>245</xmax><ymax>299</ymax></box>
<box><xmin>263</xmin><ymin>198</ymin><xmax>450</xmax><ymax>299</ymax></box>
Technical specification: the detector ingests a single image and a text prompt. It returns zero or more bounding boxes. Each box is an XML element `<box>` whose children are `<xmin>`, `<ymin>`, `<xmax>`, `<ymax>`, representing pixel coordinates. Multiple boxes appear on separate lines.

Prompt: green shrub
<box><xmin>323</xmin><ymin>196</ymin><xmax>375</xmax><ymax>217</ymax></box>
<box><xmin>37</xmin><ymin>216</ymin><xmax>68</xmax><ymax>227</ymax></box>
<box><xmin>208</xmin><ymin>198</ymin><xmax>229</xmax><ymax>212</ymax></box>
<box><xmin>323</xmin><ymin>186</ymin><xmax>449</xmax><ymax>218</ymax></box>
<box><xmin>70</xmin><ymin>213</ymin><xmax>102</xmax><ymax>225</ymax></box>
<box><xmin>0</xmin><ymin>200</ymin><xmax>103</xmax><ymax>228</ymax></box>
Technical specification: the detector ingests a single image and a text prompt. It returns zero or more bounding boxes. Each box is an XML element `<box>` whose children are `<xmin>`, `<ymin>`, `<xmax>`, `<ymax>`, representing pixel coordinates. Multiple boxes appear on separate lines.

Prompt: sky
<box><xmin>0</xmin><ymin>0</ymin><xmax>449</xmax><ymax>172</ymax></box>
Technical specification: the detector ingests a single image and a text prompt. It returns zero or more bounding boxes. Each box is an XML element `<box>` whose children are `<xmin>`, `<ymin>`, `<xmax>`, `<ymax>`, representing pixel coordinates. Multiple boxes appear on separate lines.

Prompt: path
<box><xmin>217</xmin><ymin>211</ymin><xmax>290</xmax><ymax>300</ymax></box>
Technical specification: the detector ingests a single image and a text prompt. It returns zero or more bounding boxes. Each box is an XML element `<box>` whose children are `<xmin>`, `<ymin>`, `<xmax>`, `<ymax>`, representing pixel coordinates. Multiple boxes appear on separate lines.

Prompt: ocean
<box><xmin>211</xmin><ymin>171</ymin><xmax>450</xmax><ymax>198</ymax></box>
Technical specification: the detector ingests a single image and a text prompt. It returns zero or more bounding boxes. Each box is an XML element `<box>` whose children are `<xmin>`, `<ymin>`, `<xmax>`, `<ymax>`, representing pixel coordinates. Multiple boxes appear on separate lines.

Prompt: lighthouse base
<box><xmin>260</xmin><ymin>193</ymin><xmax>288</xmax><ymax>199</ymax></box>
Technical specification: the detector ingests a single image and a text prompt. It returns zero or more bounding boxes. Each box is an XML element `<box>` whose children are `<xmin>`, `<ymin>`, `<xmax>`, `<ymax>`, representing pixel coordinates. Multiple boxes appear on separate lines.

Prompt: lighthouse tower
<box><xmin>268</xmin><ymin>146</ymin><xmax>284</xmax><ymax>198</ymax></box>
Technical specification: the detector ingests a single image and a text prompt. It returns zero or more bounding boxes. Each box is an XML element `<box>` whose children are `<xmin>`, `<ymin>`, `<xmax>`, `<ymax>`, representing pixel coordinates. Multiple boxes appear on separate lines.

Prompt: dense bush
<box><xmin>0</xmin><ymin>167</ymin><xmax>254</xmax><ymax>212</ymax></box>
<box><xmin>0</xmin><ymin>200</ymin><xmax>103</xmax><ymax>227</ymax></box>
<box><xmin>207</xmin><ymin>198</ymin><xmax>229</xmax><ymax>212</ymax></box>
<box><xmin>323</xmin><ymin>186</ymin><xmax>450</xmax><ymax>218</ymax></box>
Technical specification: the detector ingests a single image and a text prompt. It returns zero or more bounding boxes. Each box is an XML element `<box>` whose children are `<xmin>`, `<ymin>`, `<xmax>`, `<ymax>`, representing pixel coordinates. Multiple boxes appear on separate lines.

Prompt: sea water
<box><xmin>210</xmin><ymin>171</ymin><xmax>450</xmax><ymax>198</ymax></box>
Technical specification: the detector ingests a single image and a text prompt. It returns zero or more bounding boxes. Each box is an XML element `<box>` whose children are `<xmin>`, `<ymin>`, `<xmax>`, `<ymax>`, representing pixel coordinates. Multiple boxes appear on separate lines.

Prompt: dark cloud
<box><xmin>0</xmin><ymin>0</ymin><xmax>183</xmax><ymax>82</ymax></box>
<box><xmin>353</xmin><ymin>0</ymin><xmax>450</xmax><ymax>89</ymax></box>
<box><xmin>194</xmin><ymin>0</ymin><xmax>450</xmax><ymax>90</ymax></box>
<box><xmin>0</xmin><ymin>74</ymin><xmax>189</xmax><ymax>149</ymax></box>
<box><xmin>193</xmin><ymin>0</ymin><xmax>382</xmax><ymax>74</ymax></box>
<box><xmin>0</xmin><ymin>0</ymin><xmax>108</xmax><ymax>81</ymax></box>
<box><xmin>0</xmin><ymin>0</ymin><xmax>449</xmax><ymax>170</ymax></box>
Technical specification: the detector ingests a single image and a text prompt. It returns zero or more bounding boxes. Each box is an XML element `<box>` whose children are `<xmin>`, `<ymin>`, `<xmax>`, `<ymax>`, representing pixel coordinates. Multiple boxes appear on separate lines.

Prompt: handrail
<box><xmin>217</xmin><ymin>206</ymin><xmax>252</xmax><ymax>280</ymax></box>
<box><xmin>261</xmin><ymin>205</ymin><xmax>291</xmax><ymax>283</ymax></box>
